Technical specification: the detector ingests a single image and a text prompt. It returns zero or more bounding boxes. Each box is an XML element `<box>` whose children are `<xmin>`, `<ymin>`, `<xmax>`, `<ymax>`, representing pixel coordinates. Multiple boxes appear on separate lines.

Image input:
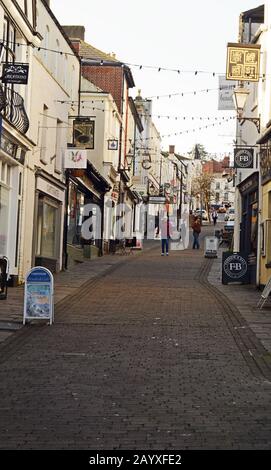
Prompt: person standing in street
<box><xmin>191</xmin><ymin>216</ymin><xmax>201</xmax><ymax>249</ymax></box>
<box><xmin>212</xmin><ymin>210</ymin><xmax>218</xmax><ymax>226</ymax></box>
<box><xmin>161</xmin><ymin>215</ymin><xmax>170</xmax><ymax>256</ymax></box>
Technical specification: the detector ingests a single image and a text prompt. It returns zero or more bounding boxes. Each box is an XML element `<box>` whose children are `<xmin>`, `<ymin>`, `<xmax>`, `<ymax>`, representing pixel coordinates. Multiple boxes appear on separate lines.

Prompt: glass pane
<box><xmin>0</xmin><ymin>186</ymin><xmax>9</xmax><ymax>255</ymax></box>
<box><xmin>6</xmin><ymin>165</ymin><xmax>11</xmax><ymax>186</ymax></box>
<box><xmin>67</xmin><ymin>184</ymin><xmax>77</xmax><ymax>244</ymax></box>
<box><xmin>38</xmin><ymin>201</ymin><xmax>57</xmax><ymax>258</ymax></box>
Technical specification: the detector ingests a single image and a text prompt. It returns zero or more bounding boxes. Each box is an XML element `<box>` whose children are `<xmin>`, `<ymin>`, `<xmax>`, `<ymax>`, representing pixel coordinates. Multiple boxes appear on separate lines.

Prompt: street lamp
<box><xmin>233</xmin><ymin>84</ymin><xmax>260</xmax><ymax>133</ymax></box>
<box><xmin>125</xmin><ymin>148</ymin><xmax>134</xmax><ymax>171</ymax></box>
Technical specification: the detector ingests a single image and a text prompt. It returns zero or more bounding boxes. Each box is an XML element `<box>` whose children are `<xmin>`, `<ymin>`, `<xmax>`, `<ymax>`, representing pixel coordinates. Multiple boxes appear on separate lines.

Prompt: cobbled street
<box><xmin>0</xmin><ymin>243</ymin><xmax>271</xmax><ymax>450</ymax></box>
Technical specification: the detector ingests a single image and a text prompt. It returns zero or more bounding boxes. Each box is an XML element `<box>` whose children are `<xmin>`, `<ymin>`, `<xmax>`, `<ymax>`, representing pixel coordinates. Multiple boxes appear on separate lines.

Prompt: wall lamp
<box><xmin>233</xmin><ymin>84</ymin><xmax>260</xmax><ymax>133</ymax></box>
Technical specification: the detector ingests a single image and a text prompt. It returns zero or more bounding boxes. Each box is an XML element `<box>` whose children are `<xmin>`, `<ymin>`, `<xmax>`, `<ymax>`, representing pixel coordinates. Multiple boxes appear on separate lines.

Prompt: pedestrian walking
<box><xmin>191</xmin><ymin>216</ymin><xmax>201</xmax><ymax>249</ymax></box>
<box><xmin>161</xmin><ymin>216</ymin><xmax>170</xmax><ymax>256</ymax></box>
<box><xmin>212</xmin><ymin>210</ymin><xmax>218</xmax><ymax>226</ymax></box>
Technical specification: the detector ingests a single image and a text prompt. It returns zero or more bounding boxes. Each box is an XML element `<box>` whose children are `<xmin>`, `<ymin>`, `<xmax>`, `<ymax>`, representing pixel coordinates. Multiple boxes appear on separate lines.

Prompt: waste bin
<box><xmin>0</xmin><ymin>256</ymin><xmax>8</xmax><ymax>300</ymax></box>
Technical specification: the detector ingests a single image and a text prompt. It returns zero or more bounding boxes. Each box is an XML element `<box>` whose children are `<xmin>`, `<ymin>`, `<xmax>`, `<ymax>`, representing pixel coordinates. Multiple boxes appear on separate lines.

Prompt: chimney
<box><xmin>169</xmin><ymin>145</ymin><xmax>175</xmax><ymax>155</ymax></box>
<box><xmin>62</xmin><ymin>25</ymin><xmax>85</xmax><ymax>41</ymax></box>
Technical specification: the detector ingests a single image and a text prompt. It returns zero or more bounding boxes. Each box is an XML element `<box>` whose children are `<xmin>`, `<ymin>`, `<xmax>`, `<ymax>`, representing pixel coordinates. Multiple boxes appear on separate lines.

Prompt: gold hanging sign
<box><xmin>226</xmin><ymin>43</ymin><xmax>261</xmax><ymax>82</ymax></box>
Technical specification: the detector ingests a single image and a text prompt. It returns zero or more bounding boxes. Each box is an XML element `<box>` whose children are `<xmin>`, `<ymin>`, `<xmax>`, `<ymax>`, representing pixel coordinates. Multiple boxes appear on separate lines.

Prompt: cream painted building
<box><xmin>0</xmin><ymin>0</ymin><xmax>80</xmax><ymax>282</ymax></box>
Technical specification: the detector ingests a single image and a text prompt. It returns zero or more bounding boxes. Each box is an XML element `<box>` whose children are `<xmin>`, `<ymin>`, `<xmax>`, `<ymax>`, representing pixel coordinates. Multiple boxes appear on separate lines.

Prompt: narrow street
<box><xmin>0</xmin><ymin>239</ymin><xmax>271</xmax><ymax>450</ymax></box>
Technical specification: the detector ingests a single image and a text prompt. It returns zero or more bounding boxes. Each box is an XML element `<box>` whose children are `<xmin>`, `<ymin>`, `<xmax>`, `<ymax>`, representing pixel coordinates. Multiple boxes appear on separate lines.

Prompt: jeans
<box><xmin>192</xmin><ymin>232</ymin><xmax>200</xmax><ymax>249</ymax></box>
<box><xmin>161</xmin><ymin>238</ymin><xmax>169</xmax><ymax>254</ymax></box>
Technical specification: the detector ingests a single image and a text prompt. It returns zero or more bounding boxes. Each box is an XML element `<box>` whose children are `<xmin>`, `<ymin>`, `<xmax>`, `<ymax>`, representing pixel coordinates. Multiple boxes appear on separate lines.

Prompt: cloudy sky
<box><xmin>51</xmin><ymin>0</ymin><xmax>261</xmax><ymax>158</ymax></box>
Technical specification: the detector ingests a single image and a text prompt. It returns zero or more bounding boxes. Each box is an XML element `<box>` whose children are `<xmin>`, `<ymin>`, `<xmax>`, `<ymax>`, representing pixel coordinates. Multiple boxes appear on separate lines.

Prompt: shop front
<box><xmin>65</xmin><ymin>163</ymin><xmax>110</xmax><ymax>265</ymax></box>
<box><xmin>238</xmin><ymin>172</ymin><xmax>259</xmax><ymax>285</ymax></box>
<box><xmin>259</xmin><ymin>144</ymin><xmax>271</xmax><ymax>288</ymax></box>
<box><xmin>33</xmin><ymin>172</ymin><xmax>65</xmax><ymax>273</ymax></box>
<box><xmin>0</xmin><ymin>130</ymin><xmax>28</xmax><ymax>285</ymax></box>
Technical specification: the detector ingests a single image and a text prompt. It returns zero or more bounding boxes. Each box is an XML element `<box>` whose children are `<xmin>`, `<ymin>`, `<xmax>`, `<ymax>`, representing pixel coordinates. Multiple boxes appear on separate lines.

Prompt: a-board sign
<box><xmin>23</xmin><ymin>267</ymin><xmax>54</xmax><ymax>325</ymax></box>
<box><xmin>222</xmin><ymin>252</ymin><xmax>249</xmax><ymax>285</ymax></box>
<box><xmin>257</xmin><ymin>276</ymin><xmax>271</xmax><ymax>309</ymax></box>
<box><xmin>204</xmin><ymin>236</ymin><xmax>218</xmax><ymax>258</ymax></box>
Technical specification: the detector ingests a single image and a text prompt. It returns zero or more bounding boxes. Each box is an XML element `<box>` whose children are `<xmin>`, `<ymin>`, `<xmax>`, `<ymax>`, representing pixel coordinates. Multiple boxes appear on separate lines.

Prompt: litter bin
<box><xmin>0</xmin><ymin>256</ymin><xmax>8</xmax><ymax>300</ymax></box>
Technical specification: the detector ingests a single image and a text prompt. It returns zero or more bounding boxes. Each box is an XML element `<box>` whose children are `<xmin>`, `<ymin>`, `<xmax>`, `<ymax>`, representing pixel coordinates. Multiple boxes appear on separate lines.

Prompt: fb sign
<box><xmin>234</xmin><ymin>148</ymin><xmax>254</xmax><ymax>169</ymax></box>
<box><xmin>222</xmin><ymin>252</ymin><xmax>249</xmax><ymax>284</ymax></box>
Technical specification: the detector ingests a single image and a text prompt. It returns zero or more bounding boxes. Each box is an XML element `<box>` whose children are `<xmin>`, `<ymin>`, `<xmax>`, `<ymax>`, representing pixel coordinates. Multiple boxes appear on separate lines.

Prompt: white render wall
<box><xmin>18</xmin><ymin>0</ymin><xmax>80</xmax><ymax>279</ymax></box>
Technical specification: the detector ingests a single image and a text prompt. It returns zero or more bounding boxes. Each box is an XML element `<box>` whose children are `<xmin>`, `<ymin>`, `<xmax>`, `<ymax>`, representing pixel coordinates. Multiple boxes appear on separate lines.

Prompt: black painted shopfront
<box><xmin>65</xmin><ymin>162</ymin><xmax>110</xmax><ymax>267</ymax></box>
<box><xmin>238</xmin><ymin>172</ymin><xmax>259</xmax><ymax>285</ymax></box>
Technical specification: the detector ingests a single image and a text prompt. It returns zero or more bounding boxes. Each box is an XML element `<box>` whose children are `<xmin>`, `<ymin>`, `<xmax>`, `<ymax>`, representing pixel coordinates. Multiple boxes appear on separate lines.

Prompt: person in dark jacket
<box><xmin>191</xmin><ymin>216</ymin><xmax>201</xmax><ymax>249</ymax></box>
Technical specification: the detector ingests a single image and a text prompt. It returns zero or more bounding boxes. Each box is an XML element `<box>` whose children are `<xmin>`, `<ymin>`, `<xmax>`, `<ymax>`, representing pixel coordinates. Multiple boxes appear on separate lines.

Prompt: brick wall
<box><xmin>82</xmin><ymin>65</ymin><xmax>123</xmax><ymax>113</ymax></box>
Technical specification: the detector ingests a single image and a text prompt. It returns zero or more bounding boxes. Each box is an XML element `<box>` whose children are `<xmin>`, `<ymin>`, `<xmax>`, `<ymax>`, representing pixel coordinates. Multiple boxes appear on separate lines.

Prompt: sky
<box><xmin>50</xmin><ymin>0</ymin><xmax>261</xmax><ymax>159</ymax></box>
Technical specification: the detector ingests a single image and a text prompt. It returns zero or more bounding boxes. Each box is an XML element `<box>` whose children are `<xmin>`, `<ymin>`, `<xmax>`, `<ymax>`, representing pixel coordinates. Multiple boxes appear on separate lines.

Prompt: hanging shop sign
<box><xmin>218</xmin><ymin>75</ymin><xmax>236</xmax><ymax>110</ymax></box>
<box><xmin>108</xmin><ymin>139</ymin><xmax>118</xmax><ymax>151</ymax></box>
<box><xmin>149</xmin><ymin>196</ymin><xmax>166</xmax><ymax>204</ymax></box>
<box><xmin>73</xmin><ymin>118</ymin><xmax>95</xmax><ymax>149</ymax></box>
<box><xmin>222</xmin><ymin>252</ymin><xmax>249</xmax><ymax>285</ymax></box>
<box><xmin>234</xmin><ymin>148</ymin><xmax>254</xmax><ymax>169</ymax></box>
<box><xmin>260</xmin><ymin>146</ymin><xmax>271</xmax><ymax>185</ymax></box>
<box><xmin>2</xmin><ymin>63</ymin><xmax>29</xmax><ymax>85</ymax></box>
<box><xmin>64</xmin><ymin>148</ymin><xmax>87</xmax><ymax>169</ymax></box>
<box><xmin>23</xmin><ymin>267</ymin><xmax>54</xmax><ymax>325</ymax></box>
<box><xmin>226</xmin><ymin>43</ymin><xmax>260</xmax><ymax>82</ymax></box>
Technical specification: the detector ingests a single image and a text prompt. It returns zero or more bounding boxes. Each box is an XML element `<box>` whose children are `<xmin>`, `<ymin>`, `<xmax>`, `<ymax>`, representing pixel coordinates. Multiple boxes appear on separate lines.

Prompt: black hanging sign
<box><xmin>234</xmin><ymin>148</ymin><xmax>254</xmax><ymax>168</ymax></box>
<box><xmin>222</xmin><ymin>252</ymin><xmax>250</xmax><ymax>284</ymax></box>
<box><xmin>2</xmin><ymin>63</ymin><xmax>29</xmax><ymax>85</ymax></box>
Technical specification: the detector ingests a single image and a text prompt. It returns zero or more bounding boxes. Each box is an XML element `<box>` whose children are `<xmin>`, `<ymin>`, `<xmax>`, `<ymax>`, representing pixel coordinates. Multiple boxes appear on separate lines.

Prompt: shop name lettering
<box><xmin>80</xmin><ymin>201</ymin><xmax>190</xmax><ymax>246</ymax></box>
<box><xmin>229</xmin><ymin>263</ymin><xmax>243</xmax><ymax>271</ymax></box>
<box><xmin>89</xmin><ymin>453</ymin><xmax>182</xmax><ymax>466</ymax></box>
<box><xmin>46</xmin><ymin>184</ymin><xmax>60</xmax><ymax>198</ymax></box>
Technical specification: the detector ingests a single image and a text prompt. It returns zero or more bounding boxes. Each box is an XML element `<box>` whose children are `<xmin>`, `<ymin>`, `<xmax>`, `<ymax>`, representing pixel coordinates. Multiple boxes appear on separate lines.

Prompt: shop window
<box><xmin>36</xmin><ymin>197</ymin><xmax>59</xmax><ymax>258</ymax></box>
<box><xmin>67</xmin><ymin>184</ymin><xmax>85</xmax><ymax>246</ymax></box>
<box><xmin>250</xmin><ymin>202</ymin><xmax>258</xmax><ymax>256</ymax></box>
<box><xmin>0</xmin><ymin>185</ymin><xmax>9</xmax><ymax>255</ymax></box>
<box><xmin>266</xmin><ymin>220</ymin><xmax>271</xmax><ymax>265</ymax></box>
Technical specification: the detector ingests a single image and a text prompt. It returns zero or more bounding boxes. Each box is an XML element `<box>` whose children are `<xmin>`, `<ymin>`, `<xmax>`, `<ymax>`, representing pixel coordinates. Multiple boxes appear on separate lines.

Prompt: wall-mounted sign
<box><xmin>234</xmin><ymin>148</ymin><xmax>254</xmax><ymax>168</ymax></box>
<box><xmin>108</xmin><ymin>139</ymin><xmax>118</xmax><ymax>150</ymax></box>
<box><xmin>64</xmin><ymin>148</ymin><xmax>87</xmax><ymax>169</ymax></box>
<box><xmin>226</xmin><ymin>43</ymin><xmax>260</xmax><ymax>82</ymax></box>
<box><xmin>23</xmin><ymin>267</ymin><xmax>54</xmax><ymax>325</ymax></box>
<box><xmin>2</xmin><ymin>63</ymin><xmax>29</xmax><ymax>85</ymax></box>
<box><xmin>222</xmin><ymin>252</ymin><xmax>249</xmax><ymax>284</ymax></box>
<box><xmin>36</xmin><ymin>177</ymin><xmax>65</xmax><ymax>203</ymax></box>
<box><xmin>73</xmin><ymin>118</ymin><xmax>95</xmax><ymax>149</ymax></box>
<box><xmin>218</xmin><ymin>75</ymin><xmax>236</xmax><ymax>110</ymax></box>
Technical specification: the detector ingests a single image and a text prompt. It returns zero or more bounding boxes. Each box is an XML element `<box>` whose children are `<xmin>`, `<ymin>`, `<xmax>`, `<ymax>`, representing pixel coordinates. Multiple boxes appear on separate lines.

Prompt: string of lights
<box><xmin>138</xmin><ymin>113</ymin><xmax>235</xmax><ymax>121</ymax></box>
<box><xmin>135</xmin><ymin>117</ymin><xmax>236</xmax><ymax>142</ymax></box>
<box><xmin>1</xmin><ymin>39</ymin><xmax>266</xmax><ymax>80</ymax></box>
<box><xmin>56</xmin><ymin>100</ymin><xmax>234</xmax><ymax>121</ymax></box>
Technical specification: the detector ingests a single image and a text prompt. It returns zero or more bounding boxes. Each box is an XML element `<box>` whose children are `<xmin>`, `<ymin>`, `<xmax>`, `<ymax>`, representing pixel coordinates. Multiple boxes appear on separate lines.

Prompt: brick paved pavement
<box><xmin>0</xmin><ymin>236</ymin><xmax>271</xmax><ymax>449</ymax></box>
